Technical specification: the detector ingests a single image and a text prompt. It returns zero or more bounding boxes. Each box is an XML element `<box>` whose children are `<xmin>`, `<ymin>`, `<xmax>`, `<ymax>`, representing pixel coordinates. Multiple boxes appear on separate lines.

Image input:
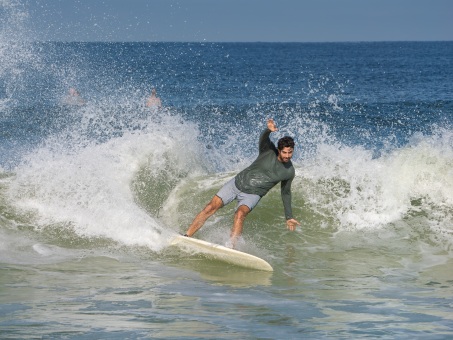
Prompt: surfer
<box><xmin>63</xmin><ymin>87</ymin><xmax>85</xmax><ymax>106</ymax></box>
<box><xmin>184</xmin><ymin>118</ymin><xmax>300</xmax><ymax>248</ymax></box>
<box><xmin>146</xmin><ymin>88</ymin><xmax>162</xmax><ymax>108</ymax></box>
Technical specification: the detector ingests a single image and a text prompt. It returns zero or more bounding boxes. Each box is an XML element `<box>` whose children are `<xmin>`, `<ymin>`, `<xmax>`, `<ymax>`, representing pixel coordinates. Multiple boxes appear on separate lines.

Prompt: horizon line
<box><xmin>30</xmin><ymin>39</ymin><xmax>453</xmax><ymax>44</ymax></box>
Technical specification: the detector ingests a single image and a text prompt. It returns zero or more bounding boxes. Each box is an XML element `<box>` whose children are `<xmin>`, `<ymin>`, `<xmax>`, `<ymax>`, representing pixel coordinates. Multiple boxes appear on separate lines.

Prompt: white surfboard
<box><xmin>170</xmin><ymin>234</ymin><xmax>273</xmax><ymax>272</ymax></box>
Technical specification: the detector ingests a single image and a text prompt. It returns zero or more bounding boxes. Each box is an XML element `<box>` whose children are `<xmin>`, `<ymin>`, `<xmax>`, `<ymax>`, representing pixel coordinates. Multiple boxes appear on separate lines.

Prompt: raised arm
<box><xmin>259</xmin><ymin>118</ymin><xmax>278</xmax><ymax>153</ymax></box>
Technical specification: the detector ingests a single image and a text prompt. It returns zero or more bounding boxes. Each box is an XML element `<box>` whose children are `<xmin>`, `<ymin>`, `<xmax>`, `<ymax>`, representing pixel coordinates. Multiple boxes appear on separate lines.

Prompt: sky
<box><xmin>21</xmin><ymin>0</ymin><xmax>453</xmax><ymax>42</ymax></box>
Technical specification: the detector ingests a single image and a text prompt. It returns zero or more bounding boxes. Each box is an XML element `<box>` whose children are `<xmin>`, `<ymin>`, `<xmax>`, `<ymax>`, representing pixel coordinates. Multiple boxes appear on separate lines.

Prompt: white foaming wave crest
<box><xmin>303</xmin><ymin>128</ymin><xmax>453</xmax><ymax>235</ymax></box>
<box><xmin>7</xmin><ymin>115</ymin><xmax>203</xmax><ymax>251</ymax></box>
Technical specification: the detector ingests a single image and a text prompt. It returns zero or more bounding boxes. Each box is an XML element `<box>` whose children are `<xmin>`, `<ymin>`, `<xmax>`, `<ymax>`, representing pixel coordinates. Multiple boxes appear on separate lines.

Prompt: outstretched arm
<box><xmin>281</xmin><ymin>178</ymin><xmax>300</xmax><ymax>231</ymax></box>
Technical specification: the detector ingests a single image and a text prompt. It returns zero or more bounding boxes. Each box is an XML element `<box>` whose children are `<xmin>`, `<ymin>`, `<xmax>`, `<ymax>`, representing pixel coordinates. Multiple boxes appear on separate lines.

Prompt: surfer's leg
<box><xmin>230</xmin><ymin>205</ymin><xmax>250</xmax><ymax>248</ymax></box>
<box><xmin>185</xmin><ymin>195</ymin><xmax>223</xmax><ymax>237</ymax></box>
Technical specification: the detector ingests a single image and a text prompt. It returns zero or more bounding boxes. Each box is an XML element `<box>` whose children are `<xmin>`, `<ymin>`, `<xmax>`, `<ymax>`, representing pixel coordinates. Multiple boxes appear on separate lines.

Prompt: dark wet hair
<box><xmin>277</xmin><ymin>136</ymin><xmax>295</xmax><ymax>150</ymax></box>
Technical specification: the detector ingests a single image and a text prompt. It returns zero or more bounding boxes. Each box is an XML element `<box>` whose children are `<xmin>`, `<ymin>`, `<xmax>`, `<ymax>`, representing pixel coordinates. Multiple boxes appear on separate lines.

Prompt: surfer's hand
<box><xmin>286</xmin><ymin>218</ymin><xmax>300</xmax><ymax>231</ymax></box>
<box><xmin>267</xmin><ymin>118</ymin><xmax>278</xmax><ymax>132</ymax></box>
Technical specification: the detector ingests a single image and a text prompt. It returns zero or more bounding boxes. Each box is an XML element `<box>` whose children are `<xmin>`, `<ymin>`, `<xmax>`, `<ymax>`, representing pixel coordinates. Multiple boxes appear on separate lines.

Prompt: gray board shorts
<box><xmin>216</xmin><ymin>178</ymin><xmax>261</xmax><ymax>211</ymax></box>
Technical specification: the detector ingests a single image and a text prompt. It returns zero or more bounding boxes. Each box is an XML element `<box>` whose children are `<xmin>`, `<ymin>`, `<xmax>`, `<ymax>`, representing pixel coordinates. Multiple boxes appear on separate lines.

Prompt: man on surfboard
<box><xmin>184</xmin><ymin>118</ymin><xmax>300</xmax><ymax>248</ymax></box>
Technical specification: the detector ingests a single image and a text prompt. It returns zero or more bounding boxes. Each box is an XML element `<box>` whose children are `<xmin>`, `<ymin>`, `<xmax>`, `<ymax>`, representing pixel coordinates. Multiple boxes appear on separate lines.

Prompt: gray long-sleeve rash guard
<box><xmin>234</xmin><ymin>128</ymin><xmax>295</xmax><ymax>220</ymax></box>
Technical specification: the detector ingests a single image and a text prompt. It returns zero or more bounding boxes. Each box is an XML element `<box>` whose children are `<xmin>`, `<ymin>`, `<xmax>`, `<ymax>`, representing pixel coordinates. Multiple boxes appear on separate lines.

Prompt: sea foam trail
<box><xmin>6</xmin><ymin>109</ymin><xmax>203</xmax><ymax>252</ymax></box>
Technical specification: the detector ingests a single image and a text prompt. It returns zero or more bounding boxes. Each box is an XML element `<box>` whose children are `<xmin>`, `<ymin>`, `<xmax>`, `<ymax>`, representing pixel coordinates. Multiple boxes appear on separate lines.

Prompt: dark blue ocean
<box><xmin>1</xmin><ymin>3</ymin><xmax>453</xmax><ymax>339</ymax></box>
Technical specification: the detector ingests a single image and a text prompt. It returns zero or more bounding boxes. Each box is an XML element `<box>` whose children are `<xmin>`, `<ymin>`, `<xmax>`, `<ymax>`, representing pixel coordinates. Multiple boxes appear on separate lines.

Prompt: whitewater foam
<box><xmin>5</xmin><ymin>107</ymin><xmax>207</xmax><ymax>251</ymax></box>
<box><xmin>303</xmin><ymin>128</ymin><xmax>453</xmax><ymax>242</ymax></box>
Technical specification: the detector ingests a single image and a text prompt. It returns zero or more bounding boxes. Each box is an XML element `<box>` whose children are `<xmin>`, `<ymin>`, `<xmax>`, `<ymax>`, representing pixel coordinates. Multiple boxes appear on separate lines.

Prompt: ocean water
<box><xmin>1</xmin><ymin>2</ymin><xmax>453</xmax><ymax>339</ymax></box>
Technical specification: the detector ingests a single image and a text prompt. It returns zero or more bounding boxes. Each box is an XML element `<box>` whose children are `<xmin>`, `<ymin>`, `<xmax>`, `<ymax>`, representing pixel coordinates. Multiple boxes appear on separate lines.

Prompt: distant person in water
<box><xmin>63</xmin><ymin>88</ymin><xmax>85</xmax><ymax>106</ymax></box>
<box><xmin>146</xmin><ymin>88</ymin><xmax>162</xmax><ymax>108</ymax></box>
<box><xmin>184</xmin><ymin>118</ymin><xmax>300</xmax><ymax>248</ymax></box>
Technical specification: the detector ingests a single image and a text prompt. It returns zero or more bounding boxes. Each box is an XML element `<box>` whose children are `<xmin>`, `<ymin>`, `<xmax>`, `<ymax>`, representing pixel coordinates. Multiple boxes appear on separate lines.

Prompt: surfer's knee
<box><xmin>204</xmin><ymin>196</ymin><xmax>223</xmax><ymax>214</ymax></box>
<box><xmin>235</xmin><ymin>205</ymin><xmax>250</xmax><ymax>220</ymax></box>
